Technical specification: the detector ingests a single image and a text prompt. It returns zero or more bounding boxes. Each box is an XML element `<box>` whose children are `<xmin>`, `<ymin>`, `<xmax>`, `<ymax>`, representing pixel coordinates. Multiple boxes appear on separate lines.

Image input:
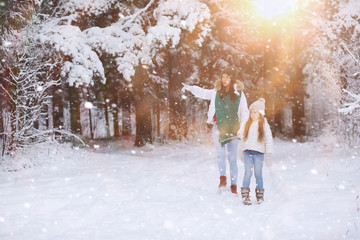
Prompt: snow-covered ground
<box><xmin>0</xmin><ymin>139</ymin><xmax>359</xmax><ymax>240</ymax></box>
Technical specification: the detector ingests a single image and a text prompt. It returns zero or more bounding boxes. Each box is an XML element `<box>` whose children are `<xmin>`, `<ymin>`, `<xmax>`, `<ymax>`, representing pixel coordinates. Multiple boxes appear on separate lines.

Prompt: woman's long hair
<box><xmin>219</xmin><ymin>80</ymin><xmax>236</xmax><ymax>102</ymax></box>
<box><xmin>243</xmin><ymin>114</ymin><xmax>265</xmax><ymax>143</ymax></box>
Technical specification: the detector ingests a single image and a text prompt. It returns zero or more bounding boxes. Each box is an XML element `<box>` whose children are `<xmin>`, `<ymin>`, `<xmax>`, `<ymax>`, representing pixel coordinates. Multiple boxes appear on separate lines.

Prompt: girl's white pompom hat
<box><xmin>250</xmin><ymin>98</ymin><xmax>266</xmax><ymax>116</ymax></box>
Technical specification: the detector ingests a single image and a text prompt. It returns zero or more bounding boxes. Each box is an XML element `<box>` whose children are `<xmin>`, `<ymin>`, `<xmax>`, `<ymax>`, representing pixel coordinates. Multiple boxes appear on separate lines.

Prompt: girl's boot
<box><xmin>219</xmin><ymin>176</ymin><xmax>227</xmax><ymax>188</ymax></box>
<box><xmin>241</xmin><ymin>187</ymin><xmax>252</xmax><ymax>205</ymax></box>
<box><xmin>255</xmin><ymin>188</ymin><xmax>264</xmax><ymax>204</ymax></box>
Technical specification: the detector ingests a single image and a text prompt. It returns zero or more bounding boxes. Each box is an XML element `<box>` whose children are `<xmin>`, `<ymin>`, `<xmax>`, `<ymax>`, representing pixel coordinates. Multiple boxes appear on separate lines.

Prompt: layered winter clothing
<box><xmin>183</xmin><ymin>77</ymin><xmax>249</xmax><ymax>190</ymax></box>
<box><xmin>240</xmin><ymin>118</ymin><xmax>272</xmax><ymax>190</ymax></box>
<box><xmin>240</xmin><ymin>98</ymin><xmax>274</xmax><ymax>204</ymax></box>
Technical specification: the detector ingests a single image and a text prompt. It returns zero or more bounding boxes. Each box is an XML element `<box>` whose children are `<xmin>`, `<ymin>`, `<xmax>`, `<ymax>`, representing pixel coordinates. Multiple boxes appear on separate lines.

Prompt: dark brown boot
<box><xmin>255</xmin><ymin>188</ymin><xmax>264</xmax><ymax>204</ymax></box>
<box><xmin>241</xmin><ymin>187</ymin><xmax>252</xmax><ymax>205</ymax></box>
<box><xmin>219</xmin><ymin>176</ymin><xmax>227</xmax><ymax>188</ymax></box>
<box><xmin>230</xmin><ymin>185</ymin><xmax>238</xmax><ymax>194</ymax></box>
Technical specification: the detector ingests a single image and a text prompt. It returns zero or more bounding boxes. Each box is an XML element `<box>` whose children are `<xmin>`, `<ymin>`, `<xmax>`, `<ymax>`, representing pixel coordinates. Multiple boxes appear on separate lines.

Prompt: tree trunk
<box><xmin>68</xmin><ymin>86</ymin><xmax>82</xmax><ymax>135</ymax></box>
<box><xmin>156</xmin><ymin>102</ymin><xmax>161</xmax><ymax>138</ymax></box>
<box><xmin>47</xmin><ymin>98</ymin><xmax>53</xmax><ymax>130</ymax></box>
<box><xmin>0</xmin><ymin>98</ymin><xmax>3</xmax><ymax>141</ymax></box>
<box><xmin>104</xmin><ymin>104</ymin><xmax>110</xmax><ymax>138</ymax></box>
<box><xmin>291</xmin><ymin>65</ymin><xmax>306</xmax><ymax>140</ymax></box>
<box><xmin>133</xmin><ymin>64</ymin><xmax>152</xmax><ymax>147</ymax></box>
<box><xmin>167</xmin><ymin>50</ymin><xmax>187</xmax><ymax>140</ymax></box>
<box><xmin>1</xmin><ymin>107</ymin><xmax>12</xmax><ymax>156</ymax></box>
<box><xmin>88</xmin><ymin>109</ymin><xmax>93</xmax><ymax>139</ymax></box>
<box><xmin>134</xmin><ymin>97</ymin><xmax>152</xmax><ymax>147</ymax></box>
<box><xmin>113</xmin><ymin>107</ymin><xmax>120</xmax><ymax>138</ymax></box>
<box><xmin>121</xmin><ymin>100</ymin><xmax>132</xmax><ymax>136</ymax></box>
<box><xmin>2</xmin><ymin>105</ymin><xmax>15</xmax><ymax>156</ymax></box>
<box><xmin>291</xmin><ymin>33</ymin><xmax>306</xmax><ymax>140</ymax></box>
<box><xmin>52</xmin><ymin>86</ymin><xmax>64</xmax><ymax>130</ymax></box>
<box><xmin>274</xmin><ymin>109</ymin><xmax>282</xmax><ymax>135</ymax></box>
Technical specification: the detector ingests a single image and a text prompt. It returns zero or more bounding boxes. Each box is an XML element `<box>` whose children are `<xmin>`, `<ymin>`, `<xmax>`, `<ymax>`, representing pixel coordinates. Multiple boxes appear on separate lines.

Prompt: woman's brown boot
<box><xmin>230</xmin><ymin>185</ymin><xmax>238</xmax><ymax>194</ymax></box>
<box><xmin>219</xmin><ymin>176</ymin><xmax>227</xmax><ymax>188</ymax></box>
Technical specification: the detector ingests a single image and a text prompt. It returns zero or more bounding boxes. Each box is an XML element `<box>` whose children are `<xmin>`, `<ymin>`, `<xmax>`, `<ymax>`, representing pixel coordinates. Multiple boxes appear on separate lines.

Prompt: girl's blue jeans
<box><xmin>212</xmin><ymin>125</ymin><xmax>239</xmax><ymax>185</ymax></box>
<box><xmin>242</xmin><ymin>150</ymin><xmax>264</xmax><ymax>189</ymax></box>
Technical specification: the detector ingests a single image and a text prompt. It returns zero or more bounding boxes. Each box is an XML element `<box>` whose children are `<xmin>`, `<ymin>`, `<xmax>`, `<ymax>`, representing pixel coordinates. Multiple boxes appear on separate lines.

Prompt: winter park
<box><xmin>0</xmin><ymin>0</ymin><xmax>360</xmax><ymax>239</ymax></box>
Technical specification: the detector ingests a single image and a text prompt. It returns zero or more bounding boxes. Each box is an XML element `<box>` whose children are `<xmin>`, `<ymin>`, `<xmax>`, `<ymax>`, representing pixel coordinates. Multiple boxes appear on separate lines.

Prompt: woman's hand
<box><xmin>181</xmin><ymin>83</ymin><xmax>192</xmax><ymax>92</ymax></box>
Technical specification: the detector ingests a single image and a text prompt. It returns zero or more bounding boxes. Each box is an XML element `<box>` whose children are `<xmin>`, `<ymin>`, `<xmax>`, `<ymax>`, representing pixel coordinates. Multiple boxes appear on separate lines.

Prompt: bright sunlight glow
<box><xmin>252</xmin><ymin>0</ymin><xmax>298</xmax><ymax>19</ymax></box>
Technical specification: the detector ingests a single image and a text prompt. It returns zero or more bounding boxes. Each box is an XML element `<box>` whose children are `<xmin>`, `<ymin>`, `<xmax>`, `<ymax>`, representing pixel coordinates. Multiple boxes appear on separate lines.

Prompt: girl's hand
<box><xmin>265</xmin><ymin>153</ymin><xmax>272</xmax><ymax>167</ymax></box>
<box><xmin>181</xmin><ymin>83</ymin><xmax>192</xmax><ymax>92</ymax></box>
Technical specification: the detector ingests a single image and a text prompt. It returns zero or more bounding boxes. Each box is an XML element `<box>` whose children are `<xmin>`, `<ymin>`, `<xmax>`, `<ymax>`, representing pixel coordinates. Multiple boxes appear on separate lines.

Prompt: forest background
<box><xmin>0</xmin><ymin>0</ymin><xmax>359</xmax><ymax>156</ymax></box>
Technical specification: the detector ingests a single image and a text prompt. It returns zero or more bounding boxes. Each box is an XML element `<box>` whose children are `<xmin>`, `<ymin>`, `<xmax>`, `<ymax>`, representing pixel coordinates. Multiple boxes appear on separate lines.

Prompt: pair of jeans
<box><xmin>242</xmin><ymin>150</ymin><xmax>265</xmax><ymax>189</ymax></box>
<box><xmin>212</xmin><ymin>125</ymin><xmax>239</xmax><ymax>185</ymax></box>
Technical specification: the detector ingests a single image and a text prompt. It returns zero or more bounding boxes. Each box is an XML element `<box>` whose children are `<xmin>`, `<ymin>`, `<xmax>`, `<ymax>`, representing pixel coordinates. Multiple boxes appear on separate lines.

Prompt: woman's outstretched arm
<box><xmin>182</xmin><ymin>83</ymin><xmax>214</xmax><ymax>100</ymax></box>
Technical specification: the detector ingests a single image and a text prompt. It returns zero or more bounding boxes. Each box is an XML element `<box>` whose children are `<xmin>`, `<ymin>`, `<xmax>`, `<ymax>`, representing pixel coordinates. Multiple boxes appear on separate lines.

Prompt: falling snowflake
<box><xmin>84</xmin><ymin>102</ymin><xmax>94</xmax><ymax>109</ymax></box>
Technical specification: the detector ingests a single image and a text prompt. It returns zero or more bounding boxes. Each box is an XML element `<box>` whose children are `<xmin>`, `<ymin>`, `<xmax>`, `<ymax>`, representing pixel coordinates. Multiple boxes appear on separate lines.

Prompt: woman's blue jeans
<box><xmin>242</xmin><ymin>150</ymin><xmax>264</xmax><ymax>189</ymax></box>
<box><xmin>212</xmin><ymin>125</ymin><xmax>239</xmax><ymax>185</ymax></box>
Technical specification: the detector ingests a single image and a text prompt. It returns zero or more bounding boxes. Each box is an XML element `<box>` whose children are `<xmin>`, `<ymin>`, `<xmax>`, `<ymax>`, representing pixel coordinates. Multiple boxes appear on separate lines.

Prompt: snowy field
<box><xmin>0</xmin><ymin>139</ymin><xmax>359</xmax><ymax>240</ymax></box>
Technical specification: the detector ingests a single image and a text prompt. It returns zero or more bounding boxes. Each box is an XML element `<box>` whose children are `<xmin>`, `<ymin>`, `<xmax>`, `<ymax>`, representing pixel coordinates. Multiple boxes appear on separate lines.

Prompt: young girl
<box><xmin>239</xmin><ymin>98</ymin><xmax>273</xmax><ymax>204</ymax></box>
<box><xmin>182</xmin><ymin>66</ymin><xmax>249</xmax><ymax>194</ymax></box>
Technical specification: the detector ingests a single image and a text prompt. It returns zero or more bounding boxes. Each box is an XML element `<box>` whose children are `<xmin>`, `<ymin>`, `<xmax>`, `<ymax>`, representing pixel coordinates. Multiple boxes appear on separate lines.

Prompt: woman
<box><xmin>182</xmin><ymin>66</ymin><xmax>249</xmax><ymax>194</ymax></box>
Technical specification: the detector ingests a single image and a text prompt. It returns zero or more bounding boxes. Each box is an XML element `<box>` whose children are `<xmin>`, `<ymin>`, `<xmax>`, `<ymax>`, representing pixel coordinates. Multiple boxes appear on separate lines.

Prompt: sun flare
<box><xmin>252</xmin><ymin>0</ymin><xmax>298</xmax><ymax>20</ymax></box>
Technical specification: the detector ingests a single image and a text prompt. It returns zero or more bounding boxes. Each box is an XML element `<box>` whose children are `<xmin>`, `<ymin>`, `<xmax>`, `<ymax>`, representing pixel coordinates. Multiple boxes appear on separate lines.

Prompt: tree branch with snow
<box><xmin>338</xmin><ymin>89</ymin><xmax>360</xmax><ymax>114</ymax></box>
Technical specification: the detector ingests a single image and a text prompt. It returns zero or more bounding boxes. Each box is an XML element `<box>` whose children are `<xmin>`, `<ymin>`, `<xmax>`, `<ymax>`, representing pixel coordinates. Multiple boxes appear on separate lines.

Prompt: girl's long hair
<box><xmin>243</xmin><ymin>114</ymin><xmax>265</xmax><ymax>143</ymax></box>
<box><xmin>219</xmin><ymin>80</ymin><xmax>236</xmax><ymax>102</ymax></box>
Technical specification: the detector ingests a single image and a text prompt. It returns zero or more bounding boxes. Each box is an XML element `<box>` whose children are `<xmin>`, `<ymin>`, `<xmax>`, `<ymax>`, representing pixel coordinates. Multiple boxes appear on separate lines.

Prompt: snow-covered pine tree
<box><xmin>304</xmin><ymin>0</ymin><xmax>360</xmax><ymax>148</ymax></box>
<box><xmin>0</xmin><ymin>0</ymin><xmax>64</xmax><ymax>156</ymax></box>
<box><xmin>32</xmin><ymin>0</ymin><xmax>211</xmax><ymax>146</ymax></box>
